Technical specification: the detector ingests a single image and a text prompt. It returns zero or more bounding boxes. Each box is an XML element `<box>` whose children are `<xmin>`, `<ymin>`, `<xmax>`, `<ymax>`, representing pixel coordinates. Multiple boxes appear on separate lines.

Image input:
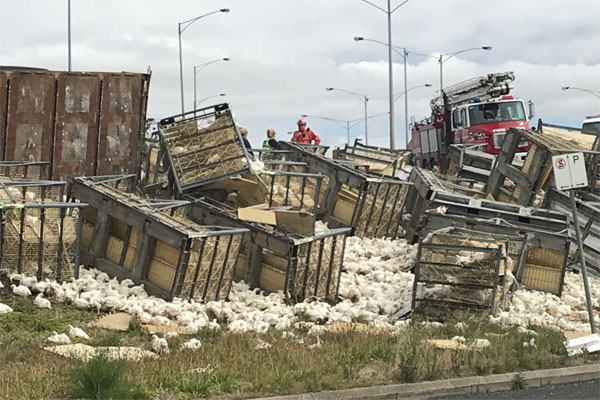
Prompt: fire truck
<box><xmin>409</xmin><ymin>72</ymin><xmax>535</xmax><ymax>168</ymax></box>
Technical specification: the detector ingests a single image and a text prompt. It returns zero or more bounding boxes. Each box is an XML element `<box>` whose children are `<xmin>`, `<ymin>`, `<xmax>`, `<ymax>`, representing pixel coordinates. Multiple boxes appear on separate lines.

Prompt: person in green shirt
<box><xmin>262</xmin><ymin>128</ymin><xmax>277</xmax><ymax>160</ymax></box>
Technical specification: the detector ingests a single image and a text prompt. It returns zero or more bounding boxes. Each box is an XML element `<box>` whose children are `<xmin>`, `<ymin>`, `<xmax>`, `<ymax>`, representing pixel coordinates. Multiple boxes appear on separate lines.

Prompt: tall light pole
<box><xmin>67</xmin><ymin>0</ymin><xmax>71</xmax><ymax>71</ymax></box>
<box><xmin>193</xmin><ymin>58</ymin><xmax>230</xmax><ymax>110</ymax></box>
<box><xmin>178</xmin><ymin>8</ymin><xmax>230</xmax><ymax>115</ymax></box>
<box><xmin>359</xmin><ymin>0</ymin><xmax>412</xmax><ymax>149</ymax></box>
<box><xmin>561</xmin><ymin>86</ymin><xmax>600</xmax><ymax>101</ymax></box>
<box><xmin>435</xmin><ymin>46</ymin><xmax>492</xmax><ymax>90</ymax></box>
<box><xmin>194</xmin><ymin>93</ymin><xmax>227</xmax><ymax>109</ymax></box>
<box><xmin>326</xmin><ymin>88</ymin><xmax>370</xmax><ymax>144</ymax></box>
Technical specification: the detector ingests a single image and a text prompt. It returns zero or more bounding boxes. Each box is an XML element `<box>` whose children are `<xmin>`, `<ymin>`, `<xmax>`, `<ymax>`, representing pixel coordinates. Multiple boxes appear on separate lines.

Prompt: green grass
<box><xmin>0</xmin><ymin>291</ymin><xmax>598</xmax><ymax>399</ymax></box>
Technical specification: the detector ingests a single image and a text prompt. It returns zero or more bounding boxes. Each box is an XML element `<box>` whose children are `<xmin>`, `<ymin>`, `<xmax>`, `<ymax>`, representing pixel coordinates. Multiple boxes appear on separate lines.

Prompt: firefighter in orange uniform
<box><xmin>291</xmin><ymin>118</ymin><xmax>320</xmax><ymax>145</ymax></box>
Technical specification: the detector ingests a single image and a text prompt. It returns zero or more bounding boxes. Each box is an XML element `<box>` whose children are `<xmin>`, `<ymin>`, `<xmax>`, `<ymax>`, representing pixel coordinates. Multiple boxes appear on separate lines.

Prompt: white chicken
<box><xmin>11</xmin><ymin>284</ymin><xmax>31</xmax><ymax>297</ymax></box>
<box><xmin>68</xmin><ymin>325</ymin><xmax>90</xmax><ymax>340</ymax></box>
<box><xmin>33</xmin><ymin>294</ymin><xmax>51</xmax><ymax>309</ymax></box>
<box><xmin>151</xmin><ymin>335</ymin><xmax>170</xmax><ymax>356</ymax></box>
<box><xmin>0</xmin><ymin>303</ymin><xmax>13</xmax><ymax>314</ymax></box>
<box><xmin>180</xmin><ymin>338</ymin><xmax>202</xmax><ymax>350</ymax></box>
<box><xmin>47</xmin><ymin>331</ymin><xmax>71</xmax><ymax>344</ymax></box>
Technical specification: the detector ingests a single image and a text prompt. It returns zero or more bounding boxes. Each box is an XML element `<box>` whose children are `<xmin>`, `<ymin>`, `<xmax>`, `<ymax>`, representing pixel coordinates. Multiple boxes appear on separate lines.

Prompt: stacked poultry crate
<box><xmin>277</xmin><ymin>141</ymin><xmax>411</xmax><ymax>238</ymax></box>
<box><xmin>71</xmin><ymin>175</ymin><xmax>248</xmax><ymax>301</ymax></box>
<box><xmin>0</xmin><ymin>178</ymin><xmax>86</xmax><ymax>280</ymax></box>
<box><xmin>412</xmin><ymin>230</ymin><xmax>510</xmax><ymax>320</ymax></box>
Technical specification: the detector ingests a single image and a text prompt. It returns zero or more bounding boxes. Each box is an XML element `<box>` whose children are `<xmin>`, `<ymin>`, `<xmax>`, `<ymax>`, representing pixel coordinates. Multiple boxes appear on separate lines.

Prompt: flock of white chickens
<box><xmin>1</xmin><ymin>235</ymin><xmax>599</xmax><ymax>353</ymax></box>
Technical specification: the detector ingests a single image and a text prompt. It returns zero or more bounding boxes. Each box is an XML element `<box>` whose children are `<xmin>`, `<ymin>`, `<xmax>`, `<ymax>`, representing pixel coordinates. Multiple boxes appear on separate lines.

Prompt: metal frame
<box><xmin>0</xmin><ymin>161</ymin><xmax>50</xmax><ymax>180</ymax></box>
<box><xmin>441</xmin><ymin>144</ymin><xmax>495</xmax><ymax>182</ymax></box>
<box><xmin>71</xmin><ymin>175</ymin><xmax>248</xmax><ymax>301</ymax></box>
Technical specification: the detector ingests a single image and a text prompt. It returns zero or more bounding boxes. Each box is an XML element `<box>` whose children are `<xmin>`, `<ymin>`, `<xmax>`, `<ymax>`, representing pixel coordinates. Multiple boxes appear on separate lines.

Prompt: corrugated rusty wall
<box><xmin>0</xmin><ymin>69</ymin><xmax>150</xmax><ymax>181</ymax></box>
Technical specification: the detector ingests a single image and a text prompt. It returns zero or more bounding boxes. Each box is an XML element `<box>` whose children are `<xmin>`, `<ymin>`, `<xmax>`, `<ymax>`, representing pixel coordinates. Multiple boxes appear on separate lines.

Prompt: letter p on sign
<box><xmin>552</xmin><ymin>152</ymin><xmax>588</xmax><ymax>191</ymax></box>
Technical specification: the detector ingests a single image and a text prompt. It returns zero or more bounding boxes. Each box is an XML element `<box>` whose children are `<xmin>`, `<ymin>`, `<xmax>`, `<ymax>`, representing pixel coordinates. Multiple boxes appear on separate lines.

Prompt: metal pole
<box><xmin>403</xmin><ymin>49</ymin><xmax>408</xmax><ymax>148</ymax></box>
<box><xmin>346</xmin><ymin>121</ymin><xmax>350</xmax><ymax>144</ymax></box>
<box><xmin>439</xmin><ymin>54</ymin><xmax>443</xmax><ymax>91</ymax></box>
<box><xmin>67</xmin><ymin>0</ymin><xmax>71</xmax><ymax>71</ymax></box>
<box><xmin>570</xmin><ymin>189</ymin><xmax>596</xmax><ymax>333</ymax></box>
<box><xmin>387</xmin><ymin>0</ymin><xmax>395</xmax><ymax>149</ymax></box>
<box><xmin>178</xmin><ymin>24</ymin><xmax>185</xmax><ymax>115</ymax></box>
<box><xmin>364</xmin><ymin>96</ymin><xmax>369</xmax><ymax>145</ymax></box>
<box><xmin>193</xmin><ymin>66</ymin><xmax>197</xmax><ymax>111</ymax></box>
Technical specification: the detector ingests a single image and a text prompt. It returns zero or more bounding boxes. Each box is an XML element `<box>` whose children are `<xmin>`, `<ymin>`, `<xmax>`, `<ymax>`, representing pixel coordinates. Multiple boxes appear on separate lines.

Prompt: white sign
<box><xmin>552</xmin><ymin>152</ymin><xmax>588</xmax><ymax>191</ymax></box>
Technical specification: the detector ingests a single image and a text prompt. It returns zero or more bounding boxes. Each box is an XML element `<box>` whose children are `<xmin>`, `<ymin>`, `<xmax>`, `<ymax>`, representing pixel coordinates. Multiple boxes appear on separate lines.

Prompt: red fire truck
<box><xmin>409</xmin><ymin>72</ymin><xmax>535</xmax><ymax>168</ymax></box>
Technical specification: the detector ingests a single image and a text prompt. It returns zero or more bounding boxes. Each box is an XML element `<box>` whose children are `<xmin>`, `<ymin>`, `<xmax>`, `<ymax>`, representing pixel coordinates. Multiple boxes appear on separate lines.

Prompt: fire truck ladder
<box><xmin>430</xmin><ymin>71</ymin><xmax>516</xmax><ymax>114</ymax></box>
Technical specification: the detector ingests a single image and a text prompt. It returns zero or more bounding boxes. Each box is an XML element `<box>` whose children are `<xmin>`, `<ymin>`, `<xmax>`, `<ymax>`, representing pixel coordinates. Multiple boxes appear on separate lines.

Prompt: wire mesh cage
<box><xmin>158</xmin><ymin>104</ymin><xmax>251</xmax><ymax>195</ymax></box>
<box><xmin>412</xmin><ymin>239</ymin><xmax>503</xmax><ymax>320</ymax></box>
<box><xmin>0</xmin><ymin>179</ymin><xmax>85</xmax><ymax>280</ymax></box>
<box><xmin>71</xmin><ymin>175</ymin><xmax>248</xmax><ymax>301</ymax></box>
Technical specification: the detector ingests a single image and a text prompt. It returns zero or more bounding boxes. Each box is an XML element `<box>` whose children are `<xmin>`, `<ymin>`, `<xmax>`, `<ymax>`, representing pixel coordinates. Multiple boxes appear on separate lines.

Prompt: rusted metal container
<box><xmin>0</xmin><ymin>68</ymin><xmax>150</xmax><ymax>182</ymax></box>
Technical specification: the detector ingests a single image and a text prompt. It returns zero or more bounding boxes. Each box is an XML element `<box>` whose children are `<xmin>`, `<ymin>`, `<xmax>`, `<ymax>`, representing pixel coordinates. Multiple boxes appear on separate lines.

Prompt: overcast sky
<box><xmin>1</xmin><ymin>0</ymin><xmax>599</xmax><ymax>148</ymax></box>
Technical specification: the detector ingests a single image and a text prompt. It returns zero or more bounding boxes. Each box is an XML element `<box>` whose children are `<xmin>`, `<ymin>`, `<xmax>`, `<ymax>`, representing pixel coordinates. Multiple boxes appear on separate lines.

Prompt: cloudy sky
<box><xmin>1</xmin><ymin>0</ymin><xmax>599</xmax><ymax>148</ymax></box>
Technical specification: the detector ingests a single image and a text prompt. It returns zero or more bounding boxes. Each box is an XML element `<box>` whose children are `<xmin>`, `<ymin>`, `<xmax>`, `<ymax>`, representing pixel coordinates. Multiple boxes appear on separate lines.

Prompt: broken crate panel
<box><xmin>187</xmin><ymin>197</ymin><xmax>351</xmax><ymax>302</ymax></box>
<box><xmin>277</xmin><ymin>141</ymin><xmax>411</xmax><ymax>239</ymax></box>
<box><xmin>0</xmin><ymin>178</ymin><xmax>86</xmax><ymax>281</ymax></box>
<box><xmin>485</xmin><ymin>128</ymin><xmax>598</xmax><ymax>206</ymax></box>
<box><xmin>0</xmin><ymin>68</ymin><xmax>150</xmax><ymax>182</ymax></box>
<box><xmin>423</xmin><ymin>196</ymin><xmax>570</xmax><ymax>296</ymax></box>
<box><xmin>158</xmin><ymin>104</ymin><xmax>251</xmax><ymax>195</ymax></box>
<box><xmin>71</xmin><ymin>175</ymin><xmax>248</xmax><ymax>302</ymax></box>
<box><xmin>138</xmin><ymin>137</ymin><xmax>169</xmax><ymax>198</ymax></box>
<box><xmin>442</xmin><ymin>144</ymin><xmax>495</xmax><ymax>183</ymax></box>
<box><xmin>412</xmin><ymin>236</ymin><xmax>504</xmax><ymax>320</ymax></box>
<box><xmin>545</xmin><ymin>188</ymin><xmax>600</xmax><ymax>276</ymax></box>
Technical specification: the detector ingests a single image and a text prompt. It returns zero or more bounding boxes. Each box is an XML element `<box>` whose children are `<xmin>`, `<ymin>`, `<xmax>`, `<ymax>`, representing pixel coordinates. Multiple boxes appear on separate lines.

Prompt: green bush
<box><xmin>68</xmin><ymin>353</ymin><xmax>146</xmax><ymax>399</ymax></box>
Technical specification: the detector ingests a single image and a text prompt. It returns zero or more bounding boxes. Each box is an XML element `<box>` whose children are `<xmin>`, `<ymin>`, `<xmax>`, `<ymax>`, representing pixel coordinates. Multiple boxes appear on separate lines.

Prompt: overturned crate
<box><xmin>545</xmin><ymin>188</ymin><xmax>600</xmax><ymax>276</ymax></box>
<box><xmin>0</xmin><ymin>178</ymin><xmax>86</xmax><ymax>280</ymax></box>
<box><xmin>138</xmin><ymin>137</ymin><xmax>169</xmax><ymax>198</ymax></box>
<box><xmin>188</xmin><ymin>197</ymin><xmax>351</xmax><ymax>302</ymax></box>
<box><xmin>412</xmin><ymin>234</ymin><xmax>506</xmax><ymax>320</ymax></box>
<box><xmin>485</xmin><ymin>128</ymin><xmax>600</xmax><ymax>206</ymax></box>
<box><xmin>334</xmin><ymin>139</ymin><xmax>411</xmax><ymax>177</ymax></box>
<box><xmin>442</xmin><ymin>144</ymin><xmax>495</xmax><ymax>183</ymax></box>
<box><xmin>422</xmin><ymin>196</ymin><xmax>571</xmax><ymax>296</ymax></box>
<box><xmin>158</xmin><ymin>104</ymin><xmax>251</xmax><ymax>196</ymax></box>
<box><xmin>402</xmin><ymin>167</ymin><xmax>488</xmax><ymax>242</ymax></box>
<box><xmin>277</xmin><ymin>141</ymin><xmax>411</xmax><ymax>238</ymax></box>
<box><xmin>71</xmin><ymin>175</ymin><xmax>248</xmax><ymax>301</ymax></box>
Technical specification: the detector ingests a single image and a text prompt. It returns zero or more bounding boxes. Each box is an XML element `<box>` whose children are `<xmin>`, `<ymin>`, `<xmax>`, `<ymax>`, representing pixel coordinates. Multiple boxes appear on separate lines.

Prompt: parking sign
<box><xmin>552</xmin><ymin>152</ymin><xmax>588</xmax><ymax>191</ymax></box>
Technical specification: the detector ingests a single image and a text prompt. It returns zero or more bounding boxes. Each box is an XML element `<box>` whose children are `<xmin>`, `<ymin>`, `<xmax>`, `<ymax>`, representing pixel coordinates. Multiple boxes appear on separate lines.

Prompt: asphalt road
<box><xmin>429</xmin><ymin>379</ymin><xmax>599</xmax><ymax>399</ymax></box>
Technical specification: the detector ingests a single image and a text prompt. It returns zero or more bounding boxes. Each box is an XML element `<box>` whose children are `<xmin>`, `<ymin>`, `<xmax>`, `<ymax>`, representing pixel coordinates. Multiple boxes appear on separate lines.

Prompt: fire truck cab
<box><xmin>409</xmin><ymin>72</ymin><xmax>535</xmax><ymax>168</ymax></box>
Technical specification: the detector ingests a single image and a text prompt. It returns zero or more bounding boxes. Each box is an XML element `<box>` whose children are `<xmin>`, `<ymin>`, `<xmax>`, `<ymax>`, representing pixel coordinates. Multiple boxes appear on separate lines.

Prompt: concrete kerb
<box><xmin>255</xmin><ymin>364</ymin><xmax>599</xmax><ymax>400</ymax></box>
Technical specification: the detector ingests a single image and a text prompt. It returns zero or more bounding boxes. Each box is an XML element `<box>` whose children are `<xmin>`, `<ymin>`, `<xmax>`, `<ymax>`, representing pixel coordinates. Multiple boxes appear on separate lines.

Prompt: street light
<box><xmin>326</xmin><ymin>88</ymin><xmax>370</xmax><ymax>144</ymax></box>
<box><xmin>193</xmin><ymin>58</ymin><xmax>230</xmax><ymax>111</ymax></box>
<box><xmin>178</xmin><ymin>8</ymin><xmax>230</xmax><ymax>114</ymax></box>
<box><xmin>436</xmin><ymin>46</ymin><xmax>492</xmax><ymax>91</ymax></box>
<box><xmin>562</xmin><ymin>86</ymin><xmax>600</xmax><ymax>101</ymax></box>
<box><xmin>194</xmin><ymin>93</ymin><xmax>227</xmax><ymax>109</ymax></box>
<box><xmin>358</xmin><ymin>0</ymin><xmax>413</xmax><ymax>150</ymax></box>
<box><xmin>355</xmin><ymin>36</ymin><xmax>430</xmax><ymax>148</ymax></box>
